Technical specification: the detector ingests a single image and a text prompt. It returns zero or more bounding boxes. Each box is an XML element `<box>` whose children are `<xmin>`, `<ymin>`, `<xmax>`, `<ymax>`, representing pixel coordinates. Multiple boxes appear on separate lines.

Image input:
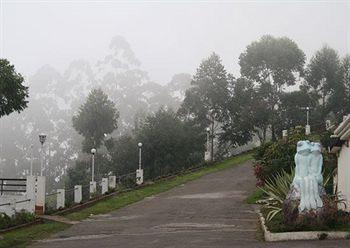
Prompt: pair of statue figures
<box><xmin>292</xmin><ymin>140</ymin><xmax>324</xmax><ymax>212</ymax></box>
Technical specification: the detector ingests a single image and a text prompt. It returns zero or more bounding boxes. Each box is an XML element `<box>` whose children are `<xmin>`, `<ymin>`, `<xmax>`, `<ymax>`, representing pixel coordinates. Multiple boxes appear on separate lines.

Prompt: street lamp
<box><xmin>91</xmin><ymin>148</ymin><xmax>96</xmax><ymax>182</ymax></box>
<box><xmin>301</xmin><ymin>107</ymin><xmax>311</xmax><ymax>135</ymax></box>
<box><xmin>38</xmin><ymin>133</ymin><xmax>46</xmax><ymax>176</ymax></box>
<box><xmin>136</xmin><ymin>142</ymin><xmax>143</xmax><ymax>185</ymax></box>
<box><xmin>138</xmin><ymin>142</ymin><xmax>142</xmax><ymax>170</ymax></box>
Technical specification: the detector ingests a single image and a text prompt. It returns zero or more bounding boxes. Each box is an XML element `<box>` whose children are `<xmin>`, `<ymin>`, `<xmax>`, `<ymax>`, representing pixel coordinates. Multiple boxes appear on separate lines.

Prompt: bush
<box><xmin>0</xmin><ymin>210</ymin><xmax>36</xmax><ymax>230</ymax></box>
<box><xmin>253</xmin><ymin>126</ymin><xmax>306</xmax><ymax>185</ymax></box>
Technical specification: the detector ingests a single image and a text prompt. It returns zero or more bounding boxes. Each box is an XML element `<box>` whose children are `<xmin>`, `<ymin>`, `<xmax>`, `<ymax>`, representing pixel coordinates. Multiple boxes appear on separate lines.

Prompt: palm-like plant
<box><xmin>259</xmin><ymin>169</ymin><xmax>335</xmax><ymax>222</ymax></box>
<box><xmin>259</xmin><ymin>169</ymin><xmax>294</xmax><ymax>221</ymax></box>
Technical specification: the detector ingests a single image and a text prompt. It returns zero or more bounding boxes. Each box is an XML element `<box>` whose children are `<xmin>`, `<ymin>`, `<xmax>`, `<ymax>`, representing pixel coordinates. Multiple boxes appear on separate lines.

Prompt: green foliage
<box><xmin>179</xmin><ymin>52</ymin><xmax>229</xmax><ymax>128</ymax></box>
<box><xmin>253</xmin><ymin>126</ymin><xmax>306</xmax><ymax>185</ymax></box>
<box><xmin>0</xmin><ymin>211</ymin><xmax>36</xmax><ymax>230</ymax></box>
<box><xmin>0</xmin><ymin>59</ymin><xmax>29</xmax><ymax>117</ymax></box>
<box><xmin>0</xmin><ymin>221</ymin><xmax>69</xmax><ymax>248</ymax></box>
<box><xmin>137</xmin><ymin>108</ymin><xmax>205</xmax><ymax>179</ymax></box>
<box><xmin>245</xmin><ymin>188</ymin><xmax>264</xmax><ymax>204</ymax></box>
<box><xmin>259</xmin><ymin>169</ymin><xmax>294</xmax><ymax>221</ymax></box>
<box><xmin>239</xmin><ymin>35</ymin><xmax>306</xmax><ymax>140</ymax></box>
<box><xmin>72</xmin><ymin>88</ymin><xmax>119</xmax><ymax>153</ymax></box>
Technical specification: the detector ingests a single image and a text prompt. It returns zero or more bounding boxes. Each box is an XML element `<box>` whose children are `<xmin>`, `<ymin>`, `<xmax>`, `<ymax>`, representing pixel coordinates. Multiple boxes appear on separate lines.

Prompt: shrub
<box><xmin>0</xmin><ymin>210</ymin><xmax>36</xmax><ymax>230</ymax></box>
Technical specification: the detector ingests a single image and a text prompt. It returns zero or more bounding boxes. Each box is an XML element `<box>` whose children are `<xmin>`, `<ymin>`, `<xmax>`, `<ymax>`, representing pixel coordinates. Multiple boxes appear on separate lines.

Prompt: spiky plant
<box><xmin>259</xmin><ymin>168</ymin><xmax>335</xmax><ymax>222</ymax></box>
<box><xmin>259</xmin><ymin>169</ymin><xmax>294</xmax><ymax>221</ymax></box>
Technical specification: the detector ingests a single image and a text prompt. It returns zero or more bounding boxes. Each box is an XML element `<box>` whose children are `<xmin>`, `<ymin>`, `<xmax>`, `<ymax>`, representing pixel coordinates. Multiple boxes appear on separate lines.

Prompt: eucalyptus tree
<box><xmin>179</xmin><ymin>53</ymin><xmax>229</xmax><ymax>157</ymax></box>
<box><xmin>304</xmin><ymin>46</ymin><xmax>341</xmax><ymax>123</ymax></box>
<box><xmin>239</xmin><ymin>35</ymin><xmax>305</xmax><ymax>140</ymax></box>
<box><xmin>72</xmin><ymin>88</ymin><xmax>119</xmax><ymax>153</ymax></box>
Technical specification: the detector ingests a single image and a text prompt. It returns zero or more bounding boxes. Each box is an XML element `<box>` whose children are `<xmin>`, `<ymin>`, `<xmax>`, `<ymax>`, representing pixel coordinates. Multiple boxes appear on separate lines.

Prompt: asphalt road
<box><xmin>31</xmin><ymin>160</ymin><xmax>350</xmax><ymax>248</ymax></box>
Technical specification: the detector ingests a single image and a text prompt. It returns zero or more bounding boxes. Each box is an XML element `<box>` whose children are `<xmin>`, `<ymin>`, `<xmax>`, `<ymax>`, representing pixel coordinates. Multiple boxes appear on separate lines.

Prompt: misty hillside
<box><xmin>0</xmin><ymin>35</ymin><xmax>191</xmax><ymax>185</ymax></box>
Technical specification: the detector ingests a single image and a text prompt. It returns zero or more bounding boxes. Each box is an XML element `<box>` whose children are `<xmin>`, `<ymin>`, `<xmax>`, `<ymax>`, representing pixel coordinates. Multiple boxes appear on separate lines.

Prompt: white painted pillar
<box><xmin>56</xmin><ymin>189</ymin><xmax>65</xmax><ymax>209</ymax></box>
<box><xmin>108</xmin><ymin>176</ymin><xmax>116</xmax><ymax>190</ymax></box>
<box><xmin>101</xmin><ymin>178</ymin><xmax>108</xmax><ymax>194</ymax></box>
<box><xmin>136</xmin><ymin>169</ymin><xmax>144</xmax><ymax>185</ymax></box>
<box><xmin>305</xmin><ymin>125</ymin><xmax>311</xmax><ymax>135</ymax></box>
<box><xmin>26</xmin><ymin>176</ymin><xmax>36</xmax><ymax>213</ymax></box>
<box><xmin>74</xmin><ymin>185</ymin><xmax>82</xmax><ymax>204</ymax></box>
<box><xmin>89</xmin><ymin>181</ymin><xmax>96</xmax><ymax>197</ymax></box>
<box><xmin>35</xmin><ymin>176</ymin><xmax>46</xmax><ymax>215</ymax></box>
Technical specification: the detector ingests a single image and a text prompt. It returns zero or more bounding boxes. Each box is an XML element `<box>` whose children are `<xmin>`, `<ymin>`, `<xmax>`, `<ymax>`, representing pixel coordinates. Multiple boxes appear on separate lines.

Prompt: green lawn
<box><xmin>0</xmin><ymin>221</ymin><xmax>69</xmax><ymax>248</ymax></box>
<box><xmin>0</xmin><ymin>152</ymin><xmax>252</xmax><ymax>247</ymax></box>
<box><xmin>245</xmin><ymin>188</ymin><xmax>264</xmax><ymax>204</ymax></box>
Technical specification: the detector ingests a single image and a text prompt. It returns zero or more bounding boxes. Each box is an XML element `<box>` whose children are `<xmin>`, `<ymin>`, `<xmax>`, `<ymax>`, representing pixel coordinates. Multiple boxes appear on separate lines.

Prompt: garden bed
<box><xmin>259</xmin><ymin>211</ymin><xmax>350</xmax><ymax>241</ymax></box>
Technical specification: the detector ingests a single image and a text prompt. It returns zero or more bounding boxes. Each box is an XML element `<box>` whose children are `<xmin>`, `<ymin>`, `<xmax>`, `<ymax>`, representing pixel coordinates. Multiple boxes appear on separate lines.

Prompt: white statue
<box><xmin>309</xmin><ymin>142</ymin><xmax>323</xmax><ymax>209</ymax></box>
<box><xmin>292</xmin><ymin>140</ymin><xmax>324</xmax><ymax>213</ymax></box>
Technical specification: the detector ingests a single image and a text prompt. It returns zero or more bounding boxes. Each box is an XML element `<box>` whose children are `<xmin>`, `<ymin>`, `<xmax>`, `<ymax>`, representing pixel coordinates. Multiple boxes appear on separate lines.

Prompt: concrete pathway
<box><xmin>31</xmin><ymin>161</ymin><xmax>350</xmax><ymax>247</ymax></box>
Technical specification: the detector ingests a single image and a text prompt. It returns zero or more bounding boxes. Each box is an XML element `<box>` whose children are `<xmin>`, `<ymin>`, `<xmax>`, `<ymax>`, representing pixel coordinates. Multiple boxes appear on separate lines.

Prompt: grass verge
<box><xmin>245</xmin><ymin>188</ymin><xmax>264</xmax><ymax>204</ymax></box>
<box><xmin>0</xmin><ymin>221</ymin><xmax>69</xmax><ymax>248</ymax></box>
<box><xmin>0</xmin><ymin>152</ymin><xmax>252</xmax><ymax>247</ymax></box>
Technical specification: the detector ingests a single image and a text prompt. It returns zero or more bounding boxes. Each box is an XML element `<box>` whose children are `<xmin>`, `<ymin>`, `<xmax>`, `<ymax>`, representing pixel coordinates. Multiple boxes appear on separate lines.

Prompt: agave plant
<box><xmin>259</xmin><ymin>168</ymin><xmax>336</xmax><ymax>222</ymax></box>
<box><xmin>259</xmin><ymin>169</ymin><xmax>294</xmax><ymax>221</ymax></box>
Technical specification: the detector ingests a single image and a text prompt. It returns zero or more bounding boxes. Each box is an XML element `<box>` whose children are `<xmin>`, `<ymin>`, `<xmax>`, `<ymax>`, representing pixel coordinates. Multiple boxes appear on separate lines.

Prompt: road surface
<box><xmin>31</xmin><ymin>160</ymin><xmax>350</xmax><ymax>247</ymax></box>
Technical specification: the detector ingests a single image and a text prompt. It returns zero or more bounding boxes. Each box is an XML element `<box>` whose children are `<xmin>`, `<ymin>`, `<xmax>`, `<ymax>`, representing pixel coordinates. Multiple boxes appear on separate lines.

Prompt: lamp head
<box><xmin>91</xmin><ymin>148</ymin><xmax>96</xmax><ymax>155</ymax></box>
<box><xmin>138</xmin><ymin>142</ymin><xmax>142</xmax><ymax>148</ymax></box>
<box><xmin>39</xmin><ymin>134</ymin><xmax>47</xmax><ymax>145</ymax></box>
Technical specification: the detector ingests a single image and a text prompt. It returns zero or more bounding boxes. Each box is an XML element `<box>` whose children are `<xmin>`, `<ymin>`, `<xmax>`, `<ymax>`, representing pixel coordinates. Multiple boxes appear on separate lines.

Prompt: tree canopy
<box><xmin>72</xmin><ymin>88</ymin><xmax>119</xmax><ymax>152</ymax></box>
<box><xmin>0</xmin><ymin>59</ymin><xmax>29</xmax><ymax>118</ymax></box>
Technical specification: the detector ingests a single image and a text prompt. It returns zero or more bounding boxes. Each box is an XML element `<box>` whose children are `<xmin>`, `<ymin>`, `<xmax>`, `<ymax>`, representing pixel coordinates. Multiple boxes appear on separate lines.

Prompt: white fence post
<box><xmin>101</xmin><ymin>178</ymin><xmax>108</xmax><ymax>194</ymax></box>
<box><xmin>136</xmin><ymin>169</ymin><xmax>143</xmax><ymax>185</ymax></box>
<box><xmin>108</xmin><ymin>176</ymin><xmax>116</xmax><ymax>190</ymax></box>
<box><xmin>74</xmin><ymin>185</ymin><xmax>82</xmax><ymax>204</ymax></box>
<box><xmin>35</xmin><ymin>176</ymin><xmax>46</xmax><ymax>215</ymax></box>
<box><xmin>89</xmin><ymin>181</ymin><xmax>96</xmax><ymax>197</ymax></box>
<box><xmin>57</xmin><ymin>189</ymin><xmax>65</xmax><ymax>209</ymax></box>
<box><xmin>26</xmin><ymin>176</ymin><xmax>36</xmax><ymax>213</ymax></box>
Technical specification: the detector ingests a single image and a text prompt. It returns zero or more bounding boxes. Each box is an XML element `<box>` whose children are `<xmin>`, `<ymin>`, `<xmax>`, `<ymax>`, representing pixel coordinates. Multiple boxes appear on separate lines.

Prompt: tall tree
<box><xmin>0</xmin><ymin>59</ymin><xmax>29</xmax><ymax>118</ymax></box>
<box><xmin>72</xmin><ymin>88</ymin><xmax>119</xmax><ymax>152</ymax></box>
<box><xmin>179</xmin><ymin>53</ymin><xmax>229</xmax><ymax>158</ymax></box>
<box><xmin>239</xmin><ymin>35</ymin><xmax>305</xmax><ymax>140</ymax></box>
<box><xmin>305</xmin><ymin>46</ymin><xmax>341</xmax><ymax>122</ymax></box>
<box><xmin>219</xmin><ymin>77</ymin><xmax>256</xmax><ymax>149</ymax></box>
<box><xmin>327</xmin><ymin>55</ymin><xmax>350</xmax><ymax>119</ymax></box>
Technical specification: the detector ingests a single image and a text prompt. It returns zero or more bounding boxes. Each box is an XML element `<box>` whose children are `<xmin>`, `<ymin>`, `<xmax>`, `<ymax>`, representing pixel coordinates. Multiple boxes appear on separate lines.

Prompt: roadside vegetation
<box><xmin>247</xmin><ymin>126</ymin><xmax>350</xmax><ymax>233</ymax></box>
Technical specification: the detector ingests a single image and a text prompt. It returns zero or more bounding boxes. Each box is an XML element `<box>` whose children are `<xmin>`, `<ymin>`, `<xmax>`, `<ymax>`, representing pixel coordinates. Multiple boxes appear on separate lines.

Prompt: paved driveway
<box><xmin>31</xmin><ymin>161</ymin><xmax>350</xmax><ymax>248</ymax></box>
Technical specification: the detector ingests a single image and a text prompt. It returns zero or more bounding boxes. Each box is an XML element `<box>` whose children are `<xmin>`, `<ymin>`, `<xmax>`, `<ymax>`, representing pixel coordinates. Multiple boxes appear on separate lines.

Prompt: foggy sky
<box><xmin>1</xmin><ymin>0</ymin><xmax>349</xmax><ymax>84</ymax></box>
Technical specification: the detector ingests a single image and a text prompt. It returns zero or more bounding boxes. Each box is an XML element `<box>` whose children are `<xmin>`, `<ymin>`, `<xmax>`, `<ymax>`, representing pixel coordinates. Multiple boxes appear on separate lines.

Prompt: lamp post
<box><xmin>136</xmin><ymin>142</ymin><xmax>143</xmax><ymax>185</ymax></box>
<box><xmin>91</xmin><ymin>148</ymin><xmax>96</xmax><ymax>182</ymax></box>
<box><xmin>305</xmin><ymin>107</ymin><xmax>311</xmax><ymax>135</ymax></box>
<box><xmin>205</xmin><ymin>127</ymin><xmax>211</xmax><ymax>162</ymax></box>
<box><xmin>138</xmin><ymin>142</ymin><xmax>142</xmax><ymax>170</ymax></box>
<box><xmin>38</xmin><ymin>134</ymin><xmax>46</xmax><ymax>176</ymax></box>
